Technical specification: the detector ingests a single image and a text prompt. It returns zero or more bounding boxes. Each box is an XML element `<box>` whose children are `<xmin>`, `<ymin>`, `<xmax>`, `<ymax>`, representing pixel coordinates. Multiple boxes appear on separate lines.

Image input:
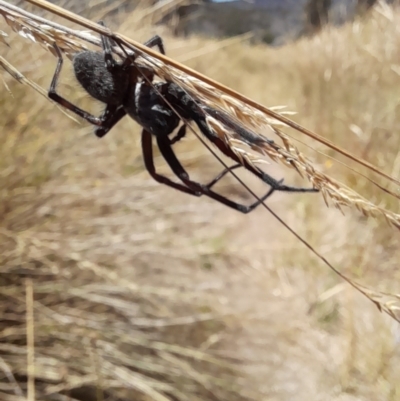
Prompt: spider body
<box><xmin>48</xmin><ymin>23</ymin><xmax>318</xmax><ymax>213</ymax></box>
<box><xmin>126</xmin><ymin>82</ymin><xmax>182</xmax><ymax>137</ymax></box>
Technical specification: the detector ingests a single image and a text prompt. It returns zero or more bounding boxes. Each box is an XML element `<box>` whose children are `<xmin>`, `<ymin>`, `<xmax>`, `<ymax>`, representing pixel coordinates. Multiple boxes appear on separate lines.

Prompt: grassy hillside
<box><xmin>1</xmin><ymin>3</ymin><xmax>400</xmax><ymax>401</ymax></box>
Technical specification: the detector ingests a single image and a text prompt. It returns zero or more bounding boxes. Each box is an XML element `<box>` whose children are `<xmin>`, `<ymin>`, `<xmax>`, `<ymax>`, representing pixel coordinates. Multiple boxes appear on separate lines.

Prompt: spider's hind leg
<box><xmin>156</xmin><ymin>136</ymin><xmax>279</xmax><ymax>214</ymax></box>
<box><xmin>169</xmin><ymin>124</ymin><xmax>187</xmax><ymax>145</ymax></box>
<box><xmin>194</xmin><ymin>113</ymin><xmax>318</xmax><ymax>194</ymax></box>
<box><xmin>48</xmin><ymin>44</ymin><xmax>127</xmax><ymax>135</ymax></box>
<box><xmin>254</xmin><ymin>169</ymin><xmax>318</xmax><ymax>194</ymax></box>
<box><xmin>48</xmin><ymin>44</ymin><xmax>105</xmax><ymax>126</ymax></box>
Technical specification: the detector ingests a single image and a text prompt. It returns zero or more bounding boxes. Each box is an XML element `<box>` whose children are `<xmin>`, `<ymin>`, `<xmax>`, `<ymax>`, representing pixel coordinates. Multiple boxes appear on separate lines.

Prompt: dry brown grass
<box><xmin>1</xmin><ymin>1</ymin><xmax>400</xmax><ymax>400</ymax></box>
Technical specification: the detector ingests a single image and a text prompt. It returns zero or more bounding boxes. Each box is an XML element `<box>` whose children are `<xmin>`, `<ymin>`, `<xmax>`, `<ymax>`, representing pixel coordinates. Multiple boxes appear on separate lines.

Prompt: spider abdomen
<box><xmin>73</xmin><ymin>51</ymin><xmax>129</xmax><ymax>105</ymax></box>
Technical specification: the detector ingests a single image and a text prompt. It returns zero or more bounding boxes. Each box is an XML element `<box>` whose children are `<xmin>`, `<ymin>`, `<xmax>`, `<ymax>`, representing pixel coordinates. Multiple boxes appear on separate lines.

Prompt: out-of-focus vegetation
<box><xmin>1</xmin><ymin>2</ymin><xmax>400</xmax><ymax>401</ymax></box>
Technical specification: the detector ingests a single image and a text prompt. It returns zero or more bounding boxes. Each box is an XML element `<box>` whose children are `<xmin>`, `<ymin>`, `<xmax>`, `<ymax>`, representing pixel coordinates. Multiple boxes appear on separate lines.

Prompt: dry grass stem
<box><xmin>0</xmin><ymin>1</ymin><xmax>96</xmax><ymax>58</ymax></box>
<box><xmin>25</xmin><ymin>278</ymin><xmax>35</xmax><ymax>401</ymax></box>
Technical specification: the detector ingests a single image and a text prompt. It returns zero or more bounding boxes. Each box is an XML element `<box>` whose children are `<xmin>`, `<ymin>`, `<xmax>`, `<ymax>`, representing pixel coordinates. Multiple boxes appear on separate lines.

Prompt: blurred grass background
<box><xmin>1</xmin><ymin>1</ymin><xmax>400</xmax><ymax>400</ymax></box>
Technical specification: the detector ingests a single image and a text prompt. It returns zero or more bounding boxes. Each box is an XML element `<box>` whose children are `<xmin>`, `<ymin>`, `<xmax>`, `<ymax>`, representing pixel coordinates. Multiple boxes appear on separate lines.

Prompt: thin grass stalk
<box><xmin>25</xmin><ymin>278</ymin><xmax>35</xmax><ymax>401</ymax></box>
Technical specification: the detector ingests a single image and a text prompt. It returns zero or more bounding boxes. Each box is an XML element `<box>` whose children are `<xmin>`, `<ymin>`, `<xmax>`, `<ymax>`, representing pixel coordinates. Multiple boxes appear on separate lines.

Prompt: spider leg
<box><xmin>95</xmin><ymin>105</ymin><xmax>127</xmax><ymax>138</ymax></box>
<box><xmin>97</xmin><ymin>20</ymin><xmax>118</xmax><ymax>70</ymax></box>
<box><xmin>169</xmin><ymin>124</ymin><xmax>187</xmax><ymax>145</ymax></box>
<box><xmin>193</xmin><ymin>116</ymin><xmax>318</xmax><ymax>194</ymax></box>
<box><xmin>48</xmin><ymin>43</ymin><xmax>127</xmax><ymax>135</ymax></box>
<box><xmin>205</xmin><ymin>164</ymin><xmax>242</xmax><ymax>189</ymax></box>
<box><xmin>156</xmin><ymin>136</ymin><xmax>277</xmax><ymax>214</ymax></box>
<box><xmin>142</xmin><ymin>130</ymin><xmax>202</xmax><ymax>196</ymax></box>
<box><xmin>143</xmin><ymin>35</ymin><xmax>165</xmax><ymax>55</ymax></box>
<box><xmin>142</xmin><ymin>125</ymin><xmax>250</xmax><ymax>188</ymax></box>
<box><xmin>111</xmin><ymin>33</ymin><xmax>166</xmax><ymax>84</ymax></box>
<box><xmin>48</xmin><ymin>44</ymin><xmax>107</xmax><ymax>127</ymax></box>
<box><xmin>117</xmin><ymin>33</ymin><xmax>166</xmax><ymax>62</ymax></box>
<box><xmin>168</xmin><ymin>125</ymin><xmax>244</xmax><ymax>188</ymax></box>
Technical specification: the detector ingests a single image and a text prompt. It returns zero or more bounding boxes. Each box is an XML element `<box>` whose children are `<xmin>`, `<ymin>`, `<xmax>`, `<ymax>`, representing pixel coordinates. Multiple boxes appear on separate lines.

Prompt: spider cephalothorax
<box><xmin>48</xmin><ymin>22</ymin><xmax>318</xmax><ymax>213</ymax></box>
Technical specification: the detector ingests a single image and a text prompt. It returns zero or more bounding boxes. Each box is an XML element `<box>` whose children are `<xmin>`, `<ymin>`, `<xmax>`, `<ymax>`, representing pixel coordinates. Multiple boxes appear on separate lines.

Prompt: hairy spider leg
<box><xmin>157</xmin><ymin>121</ymin><xmax>287</xmax><ymax>191</ymax></box>
<box><xmin>95</xmin><ymin>106</ymin><xmax>127</xmax><ymax>138</ymax></box>
<box><xmin>197</xmin><ymin>106</ymin><xmax>319</xmax><ymax>192</ymax></box>
<box><xmin>98</xmin><ymin>20</ymin><xmax>118</xmax><ymax>71</ymax></box>
<box><xmin>192</xmin><ymin>111</ymin><xmax>318</xmax><ymax>194</ymax></box>
<box><xmin>144</xmin><ymin>121</ymin><xmax>261</xmax><ymax>195</ymax></box>
<box><xmin>113</xmin><ymin>31</ymin><xmax>166</xmax><ymax>65</ymax></box>
<box><xmin>154</xmin><ymin>135</ymin><xmax>278</xmax><ymax>213</ymax></box>
<box><xmin>48</xmin><ymin>44</ymin><xmax>112</xmax><ymax>127</ymax></box>
<box><xmin>143</xmin><ymin>35</ymin><xmax>165</xmax><ymax>56</ymax></box>
<box><xmin>98</xmin><ymin>20</ymin><xmax>165</xmax><ymax>67</ymax></box>
<box><xmin>142</xmin><ymin>129</ymin><xmax>202</xmax><ymax>196</ymax></box>
<box><xmin>164</xmin><ymin>120</ymin><xmax>261</xmax><ymax>189</ymax></box>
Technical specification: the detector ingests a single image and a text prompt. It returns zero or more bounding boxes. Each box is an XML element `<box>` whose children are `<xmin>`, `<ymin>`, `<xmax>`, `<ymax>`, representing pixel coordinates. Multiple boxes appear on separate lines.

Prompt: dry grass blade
<box><xmin>0</xmin><ymin>1</ymin><xmax>92</xmax><ymax>58</ymax></box>
<box><xmin>0</xmin><ymin>54</ymin><xmax>78</xmax><ymax>122</ymax></box>
<box><xmin>360</xmin><ymin>285</ymin><xmax>400</xmax><ymax>322</ymax></box>
<box><xmin>0</xmin><ymin>27</ymin><xmax>8</xmax><ymax>45</ymax></box>
<box><xmin>0</xmin><ymin>357</ymin><xmax>24</xmax><ymax>398</ymax></box>
<box><xmin>25</xmin><ymin>278</ymin><xmax>35</xmax><ymax>401</ymax></box>
<box><xmin>0</xmin><ymin>54</ymin><xmax>46</xmax><ymax>94</ymax></box>
<box><xmin>268</xmin><ymin>128</ymin><xmax>400</xmax><ymax>228</ymax></box>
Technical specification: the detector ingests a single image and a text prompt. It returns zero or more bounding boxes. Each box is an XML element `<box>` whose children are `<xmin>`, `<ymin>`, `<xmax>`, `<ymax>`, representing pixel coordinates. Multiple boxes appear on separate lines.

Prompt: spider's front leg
<box><xmin>143</xmin><ymin>35</ymin><xmax>166</xmax><ymax>55</ymax></box>
<box><xmin>195</xmin><ymin>107</ymin><xmax>319</xmax><ymax>192</ymax></box>
<box><xmin>102</xmin><ymin>19</ymin><xmax>166</xmax><ymax>71</ymax></box>
<box><xmin>48</xmin><ymin>44</ymin><xmax>127</xmax><ymax>136</ymax></box>
<box><xmin>48</xmin><ymin>44</ymin><xmax>106</xmax><ymax>127</ymax></box>
<box><xmin>95</xmin><ymin>105</ymin><xmax>127</xmax><ymax>138</ymax></box>
<box><xmin>141</xmin><ymin>129</ymin><xmax>202</xmax><ymax>196</ymax></box>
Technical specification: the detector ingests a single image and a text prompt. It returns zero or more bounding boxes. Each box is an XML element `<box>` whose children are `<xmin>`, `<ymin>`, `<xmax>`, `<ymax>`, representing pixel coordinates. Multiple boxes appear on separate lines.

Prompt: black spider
<box><xmin>48</xmin><ymin>22</ymin><xmax>318</xmax><ymax>213</ymax></box>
